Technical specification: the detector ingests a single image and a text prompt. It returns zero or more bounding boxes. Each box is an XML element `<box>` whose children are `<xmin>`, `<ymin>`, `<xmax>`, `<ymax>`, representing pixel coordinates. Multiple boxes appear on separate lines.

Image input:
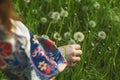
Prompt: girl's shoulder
<box><xmin>11</xmin><ymin>20</ymin><xmax>30</xmax><ymax>38</ymax></box>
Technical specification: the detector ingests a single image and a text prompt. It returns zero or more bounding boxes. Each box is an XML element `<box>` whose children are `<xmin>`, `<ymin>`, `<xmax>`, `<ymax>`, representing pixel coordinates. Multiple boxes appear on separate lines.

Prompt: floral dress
<box><xmin>0</xmin><ymin>20</ymin><xmax>67</xmax><ymax>80</ymax></box>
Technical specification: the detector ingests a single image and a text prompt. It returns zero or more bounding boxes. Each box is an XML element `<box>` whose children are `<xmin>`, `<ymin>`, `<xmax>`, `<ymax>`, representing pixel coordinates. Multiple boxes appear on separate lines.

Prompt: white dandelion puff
<box><xmin>75</xmin><ymin>0</ymin><xmax>81</xmax><ymax>3</ymax></box>
<box><xmin>98</xmin><ymin>31</ymin><xmax>106</xmax><ymax>39</ymax></box>
<box><xmin>53</xmin><ymin>32</ymin><xmax>62</xmax><ymax>41</ymax></box>
<box><xmin>60</xmin><ymin>8</ymin><xmax>68</xmax><ymax>17</ymax></box>
<box><xmin>88</xmin><ymin>20</ymin><xmax>96</xmax><ymax>28</ymax></box>
<box><xmin>94</xmin><ymin>2</ymin><xmax>100</xmax><ymax>10</ymax></box>
<box><xmin>41</xmin><ymin>17</ymin><xmax>47</xmax><ymax>23</ymax></box>
<box><xmin>74</xmin><ymin>32</ymin><xmax>85</xmax><ymax>42</ymax></box>
<box><xmin>64</xmin><ymin>32</ymin><xmax>71</xmax><ymax>40</ymax></box>
<box><xmin>50</xmin><ymin>12</ymin><xmax>61</xmax><ymax>21</ymax></box>
<box><xmin>24</xmin><ymin>0</ymin><xmax>30</xmax><ymax>3</ymax></box>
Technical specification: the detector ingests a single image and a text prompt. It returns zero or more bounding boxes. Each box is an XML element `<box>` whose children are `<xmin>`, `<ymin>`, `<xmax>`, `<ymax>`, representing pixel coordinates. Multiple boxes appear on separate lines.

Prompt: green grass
<box><xmin>1</xmin><ymin>0</ymin><xmax>120</xmax><ymax>80</ymax></box>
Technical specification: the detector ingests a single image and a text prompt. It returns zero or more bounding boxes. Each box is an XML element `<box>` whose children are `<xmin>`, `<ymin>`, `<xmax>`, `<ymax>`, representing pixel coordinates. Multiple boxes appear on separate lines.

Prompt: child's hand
<box><xmin>58</xmin><ymin>44</ymin><xmax>82</xmax><ymax>66</ymax></box>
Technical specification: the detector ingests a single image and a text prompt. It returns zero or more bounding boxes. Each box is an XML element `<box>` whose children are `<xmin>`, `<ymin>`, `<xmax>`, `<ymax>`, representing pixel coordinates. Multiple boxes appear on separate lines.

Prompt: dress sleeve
<box><xmin>29</xmin><ymin>32</ymin><xmax>68</xmax><ymax>79</ymax></box>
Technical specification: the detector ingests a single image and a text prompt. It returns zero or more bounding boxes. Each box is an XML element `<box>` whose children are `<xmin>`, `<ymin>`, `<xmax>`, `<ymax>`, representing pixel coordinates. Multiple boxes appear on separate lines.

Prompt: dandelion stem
<box><xmin>45</xmin><ymin>21</ymin><xmax>52</xmax><ymax>35</ymax></box>
<box><xmin>56</xmin><ymin>18</ymin><xmax>65</xmax><ymax>45</ymax></box>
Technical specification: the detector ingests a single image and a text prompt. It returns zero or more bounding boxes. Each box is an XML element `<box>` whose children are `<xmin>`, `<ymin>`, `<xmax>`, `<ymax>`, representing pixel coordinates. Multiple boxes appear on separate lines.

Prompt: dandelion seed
<box><xmin>53</xmin><ymin>32</ymin><xmax>62</xmax><ymax>41</ymax></box>
<box><xmin>68</xmin><ymin>39</ymin><xmax>76</xmax><ymax>44</ymax></box>
<box><xmin>41</xmin><ymin>17</ymin><xmax>47</xmax><ymax>23</ymax></box>
<box><xmin>24</xmin><ymin>0</ymin><xmax>30</xmax><ymax>3</ymax></box>
<box><xmin>98</xmin><ymin>31</ymin><xmax>106</xmax><ymax>39</ymax></box>
<box><xmin>94</xmin><ymin>2</ymin><xmax>100</xmax><ymax>10</ymax></box>
<box><xmin>60</xmin><ymin>8</ymin><xmax>68</xmax><ymax>17</ymax></box>
<box><xmin>88</xmin><ymin>20</ymin><xmax>96</xmax><ymax>28</ymax></box>
<box><xmin>64</xmin><ymin>32</ymin><xmax>71</xmax><ymax>40</ymax></box>
<box><xmin>74</xmin><ymin>32</ymin><xmax>85</xmax><ymax>42</ymax></box>
<box><xmin>50</xmin><ymin>12</ymin><xmax>61</xmax><ymax>22</ymax></box>
<box><xmin>41</xmin><ymin>34</ymin><xmax>49</xmax><ymax>39</ymax></box>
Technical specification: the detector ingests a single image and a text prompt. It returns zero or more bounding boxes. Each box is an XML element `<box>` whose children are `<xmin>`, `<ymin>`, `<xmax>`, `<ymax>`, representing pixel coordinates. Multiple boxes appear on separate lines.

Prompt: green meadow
<box><xmin>0</xmin><ymin>0</ymin><xmax>120</xmax><ymax>80</ymax></box>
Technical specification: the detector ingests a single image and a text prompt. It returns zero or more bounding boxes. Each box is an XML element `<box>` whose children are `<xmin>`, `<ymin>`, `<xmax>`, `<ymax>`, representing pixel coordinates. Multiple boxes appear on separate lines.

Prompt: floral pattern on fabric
<box><xmin>0</xmin><ymin>42</ymin><xmax>12</xmax><ymax>57</ymax></box>
<box><xmin>0</xmin><ymin>34</ymin><xmax>30</xmax><ymax>76</ymax></box>
<box><xmin>30</xmin><ymin>33</ymin><xmax>67</xmax><ymax>80</ymax></box>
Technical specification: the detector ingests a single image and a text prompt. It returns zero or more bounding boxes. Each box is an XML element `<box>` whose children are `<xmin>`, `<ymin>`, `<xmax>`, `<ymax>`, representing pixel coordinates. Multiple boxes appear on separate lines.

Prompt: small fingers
<box><xmin>72</xmin><ymin>57</ymin><xmax>81</xmax><ymax>62</ymax></box>
<box><xmin>70</xmin><ymin>44</ymin><xmax>81</xmax><ymax>50</ymax></box>
<box><xmin>74</xmin><ymin>50</ymin><xmax>82</xmax><ymax>56</ymax></box>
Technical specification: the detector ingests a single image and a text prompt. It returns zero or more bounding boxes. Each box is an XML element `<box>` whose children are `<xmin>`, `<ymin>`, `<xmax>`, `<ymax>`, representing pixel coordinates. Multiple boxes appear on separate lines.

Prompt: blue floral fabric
<box><xmin>30</xmin><ymin>32</ymin><xmax>67</xmax><ymax>79</ymax></box>
<box><xmin>0</xmin><ymin>32</ymin><xmax>67</xmax><ymax>80</ymax></box>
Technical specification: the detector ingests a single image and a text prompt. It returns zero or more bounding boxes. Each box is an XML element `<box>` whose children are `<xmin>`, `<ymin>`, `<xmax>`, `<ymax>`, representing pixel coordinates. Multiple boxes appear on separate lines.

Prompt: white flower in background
<box><xmin>38</xmin><ymin>61</ymin><xmax>47</xmax><ymax>71</ymax></box>
<box><xmin>64</xmin><ymin>32</ymin><xmax>71</xmax><ymax>40</ymax></box>
<box><xmin>68</xmin><ymin>38</ymin><xmax>76</xmax><ymax>44</ymax></box>
<box><xmin>60</xmin><ymin>8</ymin><xmax>68</xmax><ymax>17</ymax></box>
<box><xmin>41</xmin><ymin>17</ymin><xmax>47</xmax><ymax>23</ymax></box>
<box><xmin>53</xmin><ymin>32</ymin><xmax>62</xmax><ymax>41</ymax></box>
<box><xmin>41</xmin><ymin>34</ymin><xmax>49</xmax><ymax>39</ymax></box>
<box><xmin>75</xmin><ymin>0</ymin><xmax>81</xmax><ymax>3</ymax></box>
<box><xmin>98</xmin><ymin>31</ymin><xmax>106</xmax><ymax>39</ymax></box>
<box><xmin>74</xmin><ymin>32</ymin><xmax>85</xmax><ymax>42</ymax></box>
<box><xmin>50</xmin><ymin>12</ymin><xmax>61</xmax><ymax>22</ymax></box>
<box><xmin>94</xmin><ymin>2</ymin><xmax>100</xmax><ymax>9</ymax></box>
<box><xmin>24</xmin><ymin>0</ymin><xmax>30</xmax><ymax>3</ymax></box>
<box><xmin>88</xmin><ymin>20</ymin><xmax>96</xmax><ymax>28</ymax></box>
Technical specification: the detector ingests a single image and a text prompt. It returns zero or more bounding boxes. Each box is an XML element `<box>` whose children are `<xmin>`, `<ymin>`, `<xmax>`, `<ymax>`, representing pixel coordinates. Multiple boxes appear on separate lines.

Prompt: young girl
<box><xmin>0</xmin><ymin>0</ymin><xmax>82</xmax><ymax>80</ymax></box>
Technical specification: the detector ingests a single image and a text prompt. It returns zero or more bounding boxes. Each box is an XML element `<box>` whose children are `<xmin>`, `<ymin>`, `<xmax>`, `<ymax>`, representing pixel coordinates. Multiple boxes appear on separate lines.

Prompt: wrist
<box><xmin>58</xmin><ymin>46</ymin><xmax>66</xmax><ymax>58</ymax></box>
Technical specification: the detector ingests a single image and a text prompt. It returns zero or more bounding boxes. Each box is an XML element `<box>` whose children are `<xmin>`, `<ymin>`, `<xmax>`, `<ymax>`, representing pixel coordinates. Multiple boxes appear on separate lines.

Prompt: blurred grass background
<box><xmin>0</xmin><ymin>0</ymin><xmax>120</xmax><ymax>80</ymax></box>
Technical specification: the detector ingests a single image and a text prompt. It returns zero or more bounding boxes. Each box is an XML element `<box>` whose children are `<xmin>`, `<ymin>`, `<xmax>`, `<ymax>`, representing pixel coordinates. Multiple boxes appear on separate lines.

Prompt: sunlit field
<box><xmin>0</xmin><ymin>0</ymin><xmax>120</xmax><ymax>80</ymax></box>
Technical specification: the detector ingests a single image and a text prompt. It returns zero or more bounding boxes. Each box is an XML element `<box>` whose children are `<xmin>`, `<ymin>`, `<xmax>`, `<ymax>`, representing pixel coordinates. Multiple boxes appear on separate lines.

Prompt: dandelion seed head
<box><xmin>53</xmin><ymin>32</ymin><xmax>62</xmax><ymax>41</ymax></box>
<box><xmin>41</xmin><ymin>17</ymin><xmax>47</xmax><ymax>23</ymax></box>
<box><xmin>75</xmin><ymin>0</ymin><xmax>81</xmax><ymax>3</ymax></box>
<box><xmin>60</xmin><ymin>8</ymin><xmax>68</xmax><ymax>17</ymax></box>
<box><xmin>50</xmin><ymin>12</ymin><xmax>61</xmax><ymax>21</ymax></box>
<box><xmin>98</xmin><ymin>31</ymin><xmax>106</xmax><ymax>39</ymax></box>
<box><xmin>88</xmin><ymin>20</ymin><xmax>96</xmax><ymax>28</ymax></box>
<box><xmin>64</xmin><ymin>32</ymin><xmax>71</xmax><ymax>40</ymax></box>
<box><xmin>94</xmin><ymin>2</ymin><xmax>100</xmax><ymax>10</ymax></box>
<box><xmin>24</xmin><ymin>0</ymin><xmax>30</xmax><ymax>3</ymax></box>
<box><xmin>74</xmin><ymin>32</ymin><xmax>85</xmax><ymax>42</ymax></box>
